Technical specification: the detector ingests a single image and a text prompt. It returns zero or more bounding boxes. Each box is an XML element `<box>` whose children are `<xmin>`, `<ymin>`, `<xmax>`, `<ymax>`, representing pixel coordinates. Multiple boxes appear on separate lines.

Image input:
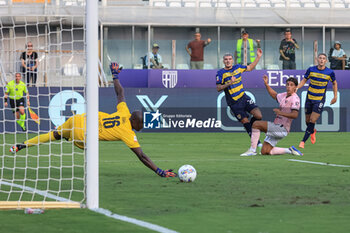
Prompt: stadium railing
<box><xmin>1</xmin><ymin>0</ymin><xmax>348</xmax><ymax>8</ymax></box>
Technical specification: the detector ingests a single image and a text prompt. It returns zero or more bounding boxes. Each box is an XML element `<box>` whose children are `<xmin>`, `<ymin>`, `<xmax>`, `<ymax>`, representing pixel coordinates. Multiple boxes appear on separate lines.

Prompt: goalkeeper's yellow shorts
<box><xmin>56</xmin><ymin>114</ymin><xmax>86</xmax><ymax>149</ymax></box>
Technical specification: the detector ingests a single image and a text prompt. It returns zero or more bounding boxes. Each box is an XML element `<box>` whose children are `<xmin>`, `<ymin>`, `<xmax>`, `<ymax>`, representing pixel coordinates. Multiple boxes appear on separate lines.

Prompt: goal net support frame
<box><xmin>0</xmin><ymin>1</ymin><xmax>99</xmax><ymax>210</ymax></box>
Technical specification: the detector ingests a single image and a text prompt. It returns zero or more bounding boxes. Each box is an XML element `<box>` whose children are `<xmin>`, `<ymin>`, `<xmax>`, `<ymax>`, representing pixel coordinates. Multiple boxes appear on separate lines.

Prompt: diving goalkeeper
<box><xmin>10</xmin><ymin>63</ymin><xmax>177</xmax><ymax>178</ymax></box>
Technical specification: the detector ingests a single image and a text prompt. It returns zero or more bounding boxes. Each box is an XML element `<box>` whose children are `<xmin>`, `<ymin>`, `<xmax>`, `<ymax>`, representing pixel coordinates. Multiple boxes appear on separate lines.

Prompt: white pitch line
<box><xmin>91</xmin><ymin>208</ymin><xmax>179</xmax><ymax>233</ymax></box>
<box><xmin>0</xmin><ymin>181</ymin><xmax>179</xmax><ymax>233</ymax></box>
<box><xmin>288</xmin><ymin>159</ymin><xmax>350</xmax><ymax>168</ymax></box>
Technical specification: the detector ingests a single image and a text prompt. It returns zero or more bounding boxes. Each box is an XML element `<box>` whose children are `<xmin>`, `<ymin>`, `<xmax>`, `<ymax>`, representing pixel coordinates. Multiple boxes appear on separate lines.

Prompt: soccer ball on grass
<box><xmin>178</xmin><ymin>165</ymin><xmax>197</xmax><ymax>182</ymax></box>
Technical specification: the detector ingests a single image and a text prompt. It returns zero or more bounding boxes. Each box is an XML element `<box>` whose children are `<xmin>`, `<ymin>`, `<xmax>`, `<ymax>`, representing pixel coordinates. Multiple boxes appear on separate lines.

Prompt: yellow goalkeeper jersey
<box><xmin>98</xmin><ymin>102</ymin><xmax>140</xmax><ymax>148</ymax></box>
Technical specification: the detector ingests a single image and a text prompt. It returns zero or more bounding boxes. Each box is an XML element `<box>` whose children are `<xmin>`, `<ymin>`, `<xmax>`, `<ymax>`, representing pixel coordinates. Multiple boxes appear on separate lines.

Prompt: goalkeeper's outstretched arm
<box><xmin>113</xmin><ymin>78</ymin><xmax>125</xmax><ymax>104</ymax></box>
<box><xmin>131</xmin><ymin>147</ymin><xmax>177</xmax><ymax>178</ymax></box>
<box><xmin>110</xmin><ymin>63</ymin><xmax>125</xmax><ymax>104</ymax></box>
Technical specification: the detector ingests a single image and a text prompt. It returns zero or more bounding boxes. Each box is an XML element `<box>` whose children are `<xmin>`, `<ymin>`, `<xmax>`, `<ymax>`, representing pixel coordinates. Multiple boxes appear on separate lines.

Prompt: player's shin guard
<box><xmin>24</xmin><ymin>132</ymin><xmax>57</xmax><ymax>147</ymax></box>
<box><xmin>249</xmin><ymin>116</ymin><xmax>262</xmax><ymax>146</ymax></box>
<box><xmin>302</xmin><ymin>122</ymin><xmax>315</xmax><ymax>142</ymax></box>
<box><xmin>16</xmin><ymin>113</ymin><xmax>26</xmax><ymax>128</ymax></box>
<box><xmin>16</xmin><ymin>119</ymin><xmax>22</xmax><ymax>127</ymax></box>
<box><xmin>244</xmin><ymin>122</ymin><xmax>262</xmax><ymax>146</ymax></box>
<box><xmin>250</xmin><ymin>128</ymin><xmax>260</xmax><ymax>151</ymax></box>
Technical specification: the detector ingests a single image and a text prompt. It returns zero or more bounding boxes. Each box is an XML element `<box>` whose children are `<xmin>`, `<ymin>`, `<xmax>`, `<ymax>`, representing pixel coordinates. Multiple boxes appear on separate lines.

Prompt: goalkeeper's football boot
<box><xmin>240</xmin><ymin>149</ymin><xmax>257</xmax><ymax>156</ymax></box>
<box><xmin>289</xmin><ymin>146</ymin><xmax>303</xmax><ymax>156</ymax></box>
<box><xmin>299</xmin><ymin>141</ymin><xmax>305</xmax><ymax>149</ymax></box>
<box><xmin>9</xmin><ymin>144</ymin><xmax>26</xmax><ymax>154</ymax></box>
<box><xmin>310</xmin><ymin>129</ymin><xmax>317</xmax><ymax>144</ymax></box>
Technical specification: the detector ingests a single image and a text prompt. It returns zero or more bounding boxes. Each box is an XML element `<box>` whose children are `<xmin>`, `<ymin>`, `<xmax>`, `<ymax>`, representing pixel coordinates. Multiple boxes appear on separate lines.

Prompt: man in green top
<box><xmin>235</xmin><ymin>30</ymin><xmax>261</xmax><ymax>66</ymax></box>
<box><xmin>4</xmin><ymin>73</ymin><xmax>30</xmax><ymax>131</ymax></box>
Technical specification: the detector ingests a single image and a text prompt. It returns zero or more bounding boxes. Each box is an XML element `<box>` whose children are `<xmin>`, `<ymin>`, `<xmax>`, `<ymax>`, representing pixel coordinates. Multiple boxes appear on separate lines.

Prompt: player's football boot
<box><xmin>9</xmin><ymin>146</ymin><xmax>18</xmax><ymax>154</ymax></box>
<box><xmin>310</xmin><ymin>129</ymin><xmax>317</xmax><ymax>144</ymax></box>
<box><xmin>289</xmin><ymin>146</ymin><xmax>303</xmax><ymax>156</ymax></box>
<box><xmin>240</xmin><ymin>149</ymin><xmax>257</xmax><ymax>156</ymax></box>
<box><xmin>9</xmin><ymin>144</ymin><xmax>26</xmax><ymax>154</ymax></box>
<box><xmin>298</xmin><ymin>141</ymin><xmax>305</xmax><ymax>149</ymax></box>
<box><xmin>257</xmin><ymin>143</ymin><xmax>263</xmax><ymax>155</ymax></box>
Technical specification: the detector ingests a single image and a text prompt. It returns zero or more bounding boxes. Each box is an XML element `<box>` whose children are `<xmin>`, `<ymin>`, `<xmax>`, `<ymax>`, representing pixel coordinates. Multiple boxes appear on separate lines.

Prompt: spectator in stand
<box><xmin>235</xmin><ymin>30</ymin><xmax>261</xmax><ymax>66</ymax></box>
<box><xmin>21</xmin><ymin>42</ymin><xmax>39</xmax><ymax>86</ymax></box>
<box><xmin>146</xmin><ymin>43</ymin><xmax>163</xmax><ymax>69</ymax></box>
<box><xmin>279</xmin><ymin>30</ymin><xmax>299</xmax><ymax>70</ymax></box>
<box><xmin>186</xmin><ymin>32</ymin><xmax>211</xmax><ymax>69</ymax></box>
<box><xmin>329</xmin><ymin>41</ymin><xmax>347</xmax><ymax>70</ymax></box>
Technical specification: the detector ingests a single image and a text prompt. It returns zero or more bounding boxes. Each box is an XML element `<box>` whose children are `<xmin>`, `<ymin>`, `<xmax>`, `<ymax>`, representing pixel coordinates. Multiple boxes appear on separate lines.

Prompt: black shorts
<box><xmin>304</xmin><ymin>98</ymin><xmax>325</xmax><ymax>115</ymax></box>
<box><xmin>9</xmin><ymin>98</ymin><xmax>25</xmax><ymax>112</ymax></box>
<box><xmin>229</xmin><ymin>95</ymin><xmax>258</xmax><ymax>121</ymax></box>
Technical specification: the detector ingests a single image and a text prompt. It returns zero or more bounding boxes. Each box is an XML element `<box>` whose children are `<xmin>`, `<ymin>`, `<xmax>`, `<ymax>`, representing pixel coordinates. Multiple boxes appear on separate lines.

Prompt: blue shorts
<box><xmin>229</xmin><ymin>95</ymin><xmax>258</xmax><ymax>121</ymax></box>
<box><xmin>304</xmin><ymin>98</ymin><xmax>325</xmax><ymax>115</ymax></box>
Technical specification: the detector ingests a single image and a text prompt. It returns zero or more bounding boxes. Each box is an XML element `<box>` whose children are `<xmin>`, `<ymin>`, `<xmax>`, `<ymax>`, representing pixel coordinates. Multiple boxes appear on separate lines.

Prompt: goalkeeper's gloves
<box><xmin>110</xmin><ymin>62</ymin><xmax>122</xmax><ymax>80</ymax></box>
<box><xmin>156</xmin><ymin>168</ymin><xmax>177</xmax><ymax>178</ymax></box>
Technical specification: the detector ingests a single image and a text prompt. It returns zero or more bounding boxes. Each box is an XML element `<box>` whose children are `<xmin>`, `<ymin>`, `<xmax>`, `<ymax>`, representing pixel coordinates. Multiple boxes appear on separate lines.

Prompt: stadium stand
<box><xmin>63</xmin><ymin>63</ymin><xmax>80</xmax><ymax>76</ymax></box>
<box><xmin>1</xmin><ymin>0</ymin><xmax>349</xmax><ymax>8</ymax></box>
<box><xmin>148</xmin><ymin>0</ymin><xmax>350</xmax><ymax>7</ymax></box>
<box><xmin>176</xmin><ymin>63</ymin><xmax>190</xmax><ymax>69</ymax></box>
<box><xmin>204</xmin><ymin>63</ymin><xmax>214</xmax><ymax>69</ymax></box>
<box><xmin>1</xmin><ymin>0</ymin><xmax>350</xmax><ymax>75</ymax></box>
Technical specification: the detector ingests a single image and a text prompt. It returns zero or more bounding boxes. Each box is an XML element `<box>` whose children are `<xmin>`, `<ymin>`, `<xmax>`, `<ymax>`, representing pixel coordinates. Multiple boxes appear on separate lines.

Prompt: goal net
<box><xmin>0</xmin><ymin>13</ymin><xmax>88</xmax><ymax>209</ymax></box>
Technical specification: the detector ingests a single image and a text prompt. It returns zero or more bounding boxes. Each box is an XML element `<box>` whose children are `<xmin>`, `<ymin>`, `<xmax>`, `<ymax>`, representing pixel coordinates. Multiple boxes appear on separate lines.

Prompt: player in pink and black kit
<box><xmin>241</xmin><ymin>75</ymin><xmax>303</xmax><ymax>156</ymax></box>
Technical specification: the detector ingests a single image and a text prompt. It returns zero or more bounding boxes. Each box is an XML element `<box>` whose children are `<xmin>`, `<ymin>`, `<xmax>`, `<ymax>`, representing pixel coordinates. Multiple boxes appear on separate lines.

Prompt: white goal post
<box><xmin>0</xmin><ymin>1</ymin><xmax>99</xmax><ymax>209</ymax></box>
<box><xmin>86</xmin><ymin>0</ymin><xmax>99</xmax><ymax>209</ymax></box>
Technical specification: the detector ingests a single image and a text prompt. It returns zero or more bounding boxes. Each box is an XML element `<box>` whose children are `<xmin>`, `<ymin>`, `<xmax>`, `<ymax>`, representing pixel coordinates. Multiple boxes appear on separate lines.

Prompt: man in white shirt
<box><xmin>146</xmin><ymin>43</ymin><xmax>163</xmax><ymax>69</ymax></box>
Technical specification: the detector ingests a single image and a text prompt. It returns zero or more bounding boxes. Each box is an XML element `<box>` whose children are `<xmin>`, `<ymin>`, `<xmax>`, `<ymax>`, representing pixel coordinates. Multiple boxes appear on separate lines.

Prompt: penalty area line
<box><xmin>0</xmin><ymin>181</ymin><xmax>179</xmax><ymax>233</ymax></box>
<box><xmin>287</xmin><ymin>159</ymin><xmax>350</xmax><ymax>168</ymax></box>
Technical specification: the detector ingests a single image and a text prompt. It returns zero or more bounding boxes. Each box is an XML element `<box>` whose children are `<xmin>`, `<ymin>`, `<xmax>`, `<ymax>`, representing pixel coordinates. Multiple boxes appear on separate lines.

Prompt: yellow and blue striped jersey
<box><xmin>216</xmin><ymin>64</ymin><xmax>247</xmax><ymax>105</ymax></box>
<box><xmin>304</xmin><ymin>66</ymin><xmax>336</xmax><ymax>102</ymax></box>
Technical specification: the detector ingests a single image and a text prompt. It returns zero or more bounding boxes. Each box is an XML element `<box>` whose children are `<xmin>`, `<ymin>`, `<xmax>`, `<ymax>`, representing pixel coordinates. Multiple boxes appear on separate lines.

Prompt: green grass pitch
<box><xmin>0</xmin><ymin>132</ymin><xmax>350</xmax><ymax>233</ymax></box>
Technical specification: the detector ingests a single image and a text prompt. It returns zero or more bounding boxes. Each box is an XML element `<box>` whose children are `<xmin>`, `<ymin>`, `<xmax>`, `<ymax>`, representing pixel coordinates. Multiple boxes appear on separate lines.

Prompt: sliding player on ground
<box><xmin>10</xmin><ymin>63</ymin><xmax>177</xmax><ymax>178</ymax></box>
<box><xmin>4</xmin><ymin>73</ymin><xmax>30</xmax><ymax>131</ymax></box>
<box><xmin>240</xmin><ymin>75</ymin><xmax>303</xmax><ymax>156</ymax></box>
<box><xmin>216</xmin><ymin>50</ymin><xmax>263</xmax><ymax>149</ymax></box>
<box><xmin>297</xmin><ymin>53</ymin><xmax>338</xmax><ymax>149</ymax></box>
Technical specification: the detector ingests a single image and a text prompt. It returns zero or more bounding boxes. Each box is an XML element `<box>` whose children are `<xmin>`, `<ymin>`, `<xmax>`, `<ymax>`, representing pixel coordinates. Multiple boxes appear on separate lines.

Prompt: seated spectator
<box><xmin>146</xmin><ymin>43</ymin><xmax>163</xmax><ymax>69</ymax></box>
<box><xmin>329</xmin><ymin>41</ymin><xmax>347</xmax><ymax>70</ymax></box>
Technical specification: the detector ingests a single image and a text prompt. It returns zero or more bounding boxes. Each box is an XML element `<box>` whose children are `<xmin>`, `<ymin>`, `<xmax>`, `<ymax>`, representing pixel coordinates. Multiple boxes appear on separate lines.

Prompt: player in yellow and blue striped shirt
<box><xmin>297</xmin><ymin>53</ymin><xmax>338</xmax><ymax>149</ymax></box>
<box><xmin>216</xmin><ymin>49</ymin><xmax>263</xmax><ymax>148</ymax></box>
